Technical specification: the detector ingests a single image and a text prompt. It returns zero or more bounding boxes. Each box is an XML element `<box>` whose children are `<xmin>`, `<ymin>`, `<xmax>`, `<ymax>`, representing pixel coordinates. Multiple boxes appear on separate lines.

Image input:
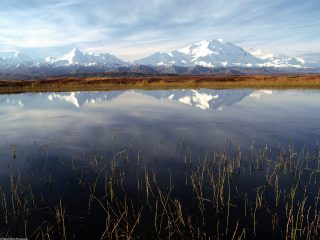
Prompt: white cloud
<box><xmin>0</xmin><ymin>0</ymin><xmax>319</xmax><ymax>59</ymax></box>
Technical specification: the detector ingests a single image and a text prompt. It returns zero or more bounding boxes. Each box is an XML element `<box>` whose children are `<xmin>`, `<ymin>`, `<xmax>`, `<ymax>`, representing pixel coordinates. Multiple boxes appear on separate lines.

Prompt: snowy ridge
<box><xmin>135</xmin><ymin>39</ymin><xmax>315</xmax><ymax>68</ymax></box>
<box><xmin>0</xmin><ymin>48</ymin><xmax>128</xmax><ymax>70</ymax></box>
<box><xmin>250</xmin><ymin>49</ymin><xmax>310</xmax><ymax>68</ymax></box>
<box><xmin>0</xmin><ymin>52</ymin><xmax>37</xmax><ymax>69</ymax></box>
<box><xmin>46</xmin><ymin>48</ymin><xmax>128</xmax><ymax>67</ymax></box>
<box><xmin>0</xmin><ymin>40</ymin><xmax>319</xmax><ymax>73</ymax></box>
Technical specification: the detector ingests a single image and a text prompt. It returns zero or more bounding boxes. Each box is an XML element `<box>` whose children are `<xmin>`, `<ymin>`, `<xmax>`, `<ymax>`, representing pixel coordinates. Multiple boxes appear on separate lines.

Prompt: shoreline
<box><xmin>0</xmin><ymin>74</ymin><xmax>320</xmax><ymax>94</ymax></box>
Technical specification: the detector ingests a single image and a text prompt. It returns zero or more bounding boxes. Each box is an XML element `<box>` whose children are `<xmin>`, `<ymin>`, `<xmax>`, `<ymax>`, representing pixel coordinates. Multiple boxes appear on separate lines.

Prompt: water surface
<box><xmin>0</xmin><ymin>89</ymin><xmax>320</xmax><ymax>239</ymax></box>
<box><xmin>0</xmin><ymin>89</ymin><xmax>319</xmax><ymax>159</ymax></box>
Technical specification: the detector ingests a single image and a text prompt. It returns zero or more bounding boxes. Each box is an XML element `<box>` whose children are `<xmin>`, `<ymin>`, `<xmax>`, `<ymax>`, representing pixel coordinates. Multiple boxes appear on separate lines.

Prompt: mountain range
<box><xmin>134</xmin><ymin>39</ymin><xmax>310</xmax><ymax>68</ymax></box>
<box><xmin>0</xmin><ymin>39</ymin><xmax>319</xmax><ymax>78</ymax></box>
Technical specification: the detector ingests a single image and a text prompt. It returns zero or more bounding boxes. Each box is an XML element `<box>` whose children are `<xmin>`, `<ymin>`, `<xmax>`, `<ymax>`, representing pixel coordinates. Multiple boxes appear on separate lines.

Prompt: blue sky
<box><xmin>0</xmin><ymin>0</ymin><xmax>319</xmax><ymax>60</ymax></box>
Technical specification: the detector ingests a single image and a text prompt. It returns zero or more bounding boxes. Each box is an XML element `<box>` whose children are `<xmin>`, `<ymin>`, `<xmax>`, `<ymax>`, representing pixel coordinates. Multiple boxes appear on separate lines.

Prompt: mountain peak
<box><xmin>70</xmin><ymin>48</ymin><xmax>83</xmax><ymax>55</ymax></box>
<box><xmin>68</xmin><ymin>48</ymin><xmax>85</xmax><ymax>58</ymax></box>
<box><xmin>179</xmin><ymin>40</ymin><xmax>214</xmax><ymax>58</ymax></box>
<box><xmin>59</xmin><ymin>48</ymin><xmax>86</xmax><ymax>64</ymax></box>
<box><xmin>45</xmin><ymin>48</ymin><xmax>128</xmax><ymax>67</ymax></box>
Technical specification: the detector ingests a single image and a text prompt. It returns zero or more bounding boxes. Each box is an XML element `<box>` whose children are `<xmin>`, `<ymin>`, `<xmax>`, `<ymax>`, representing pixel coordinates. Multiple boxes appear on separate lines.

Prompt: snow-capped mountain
<box><xmin>134</xmin><ymin>51</ymin><xmax>191</xmax><ymax>67</ymax></box>
<box><xmin>260</xmin><ymin>55</ymin><xmax>306</xmax><ymax>68</ymax></box>
<box><xmin>249</xmin><ymin>49</ymin><xmax>309</xmax><ymax>68</ymax></box>
<box><xmin>45</xmin><ymin>48</ymin><xmax>128</xmax><ymax>67</ymax></box>
<box><xmin>178</xmin><ymin>39</ymin><xmax>260</xmax><ymax>67</ymax></box>
<box><xmin>0</xmin><ymin>40</ymin><xmax>319</xmax><ymax>78</ymax></box>
<box><xmin>0</xmin><ymin>52</ymin><xmax>36</xmax><ymax>69</ymax></box>
<box><xmin>0</xmin><ymin>48</ymin><xmax>128</xmax><ymax>71</ymax></box>
<box><xmin>134</xmin><ymin>39</ymin><xmax>313</xmax><ymax>68</ymax></box>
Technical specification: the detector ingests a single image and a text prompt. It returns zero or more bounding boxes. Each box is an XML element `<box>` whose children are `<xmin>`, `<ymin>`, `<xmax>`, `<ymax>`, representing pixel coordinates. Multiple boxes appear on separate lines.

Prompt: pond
<box><xmin>0</xmin><ymin>89</ymin><xmax>320</xmax><ymax>239</ymax></box>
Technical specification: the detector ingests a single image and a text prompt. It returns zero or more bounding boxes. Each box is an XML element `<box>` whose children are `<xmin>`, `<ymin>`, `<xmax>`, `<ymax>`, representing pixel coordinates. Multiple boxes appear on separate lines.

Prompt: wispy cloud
<box><xmin>0</xmin><ymin>0</ymin><xmax>319</xmax><ymax>60</ymax></box>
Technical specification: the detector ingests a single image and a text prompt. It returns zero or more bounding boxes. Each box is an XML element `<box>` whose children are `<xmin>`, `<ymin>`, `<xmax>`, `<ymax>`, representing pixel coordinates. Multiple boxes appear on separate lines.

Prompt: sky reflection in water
<box><xmin>0</xmin><ymin>89</ymin><xmax>319</xmax><ymax>165</ymax></box>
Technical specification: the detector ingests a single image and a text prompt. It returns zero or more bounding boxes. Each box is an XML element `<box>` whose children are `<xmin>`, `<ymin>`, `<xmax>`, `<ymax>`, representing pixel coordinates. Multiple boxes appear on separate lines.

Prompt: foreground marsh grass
<box><xmin>1</xmin><ymin>74</ymin><xmax>320</xmax><ymax>94</ymax></box>
<box><xmin>0</xmin><ymin>141</ymin><xmax>320</xmax><ymax>239</ymax></box>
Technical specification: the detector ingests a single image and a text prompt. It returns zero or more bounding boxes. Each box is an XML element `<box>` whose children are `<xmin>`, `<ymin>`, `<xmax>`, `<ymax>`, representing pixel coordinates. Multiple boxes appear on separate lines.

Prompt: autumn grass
<box><xmin>1</xmin><ymin>139</ymin><xmax>320</xmax><ymax>239</ymax></box>
<box><xmin>0</xmin><ymin>74</ymin><xmax>320</xmax><ymax>94</ymax></box>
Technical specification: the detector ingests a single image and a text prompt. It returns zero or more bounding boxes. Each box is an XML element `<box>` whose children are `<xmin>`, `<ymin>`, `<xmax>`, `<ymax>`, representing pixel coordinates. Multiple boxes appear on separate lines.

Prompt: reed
<box><xmin>0</xmin><ymin>140</ymin><xmax>320</xmax><ymax>239</ymax></box>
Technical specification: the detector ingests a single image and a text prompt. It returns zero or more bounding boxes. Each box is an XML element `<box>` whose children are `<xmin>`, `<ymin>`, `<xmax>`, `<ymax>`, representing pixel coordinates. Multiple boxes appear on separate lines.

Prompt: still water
<box><xmin>0</xmin><ymin>89</ymin><xmax>320</xmax><ymax>239</ymax></box>
<box><xmin>0</xmin><ymin>89</ymin><xmax>319</xmax><ymax>158</ymax></box>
